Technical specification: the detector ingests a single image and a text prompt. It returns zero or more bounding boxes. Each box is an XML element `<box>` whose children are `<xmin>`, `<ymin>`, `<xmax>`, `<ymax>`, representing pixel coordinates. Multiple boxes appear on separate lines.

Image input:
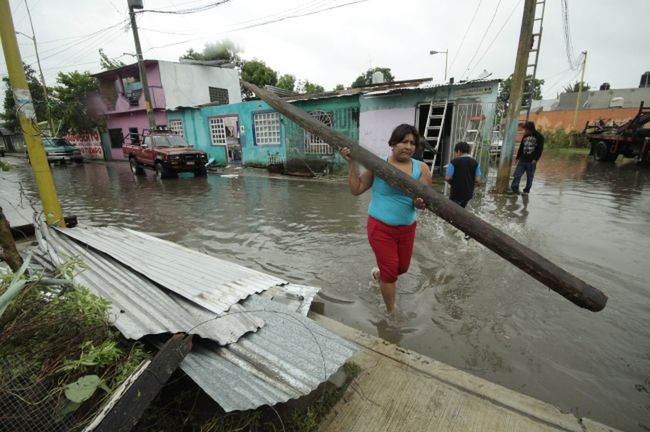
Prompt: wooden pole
<box><xmin>93</xmin><ymin>333</ymin><xmax>193</xmax><ymax>432</ymax></box>
<box><xmin>496</xmin><ymin>0</ymin><xmax>538</xmax><ymax>193</ymax></box>
<box><xmin>242</xmin><ymin>81</ymin><xmax>608</xmax><ymax>312</ymax></box>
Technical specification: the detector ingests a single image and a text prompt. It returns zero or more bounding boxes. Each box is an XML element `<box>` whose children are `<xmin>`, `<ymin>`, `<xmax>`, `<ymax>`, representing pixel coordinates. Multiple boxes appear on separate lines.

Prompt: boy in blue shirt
<box><xmin>445</xmin><ymin>141</ymin><xmax>481</xmax><ymax>208</ymax></box>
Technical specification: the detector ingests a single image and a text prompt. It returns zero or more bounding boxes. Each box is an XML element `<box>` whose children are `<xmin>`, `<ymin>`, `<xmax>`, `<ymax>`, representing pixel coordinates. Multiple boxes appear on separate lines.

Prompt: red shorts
<box><xmin>367</xmin><ymin>216</ymin><xmax>417</xmax><ymax>283</ymax></box>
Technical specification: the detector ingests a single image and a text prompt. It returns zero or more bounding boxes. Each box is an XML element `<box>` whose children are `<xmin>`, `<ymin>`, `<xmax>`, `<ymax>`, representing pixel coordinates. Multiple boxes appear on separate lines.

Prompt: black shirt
<box><xmin>449</xmin><ymin>156</ymin><xmax>478</xmax><ymax>202</ymax></box>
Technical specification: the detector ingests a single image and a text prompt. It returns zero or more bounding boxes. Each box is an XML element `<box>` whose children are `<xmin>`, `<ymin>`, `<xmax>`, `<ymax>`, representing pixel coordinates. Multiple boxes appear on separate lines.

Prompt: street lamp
<box><xmin>429</xmin><ymin>49</ymin><xmax>448</xmax><ymax>82</ymax></box>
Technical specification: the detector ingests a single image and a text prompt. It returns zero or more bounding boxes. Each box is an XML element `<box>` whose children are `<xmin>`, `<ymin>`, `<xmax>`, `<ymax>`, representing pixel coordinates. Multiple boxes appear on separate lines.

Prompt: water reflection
<box><xmin>10</xmin><ymin>152</ymin><xmax>650</xmax><ymax>431</ymax></box>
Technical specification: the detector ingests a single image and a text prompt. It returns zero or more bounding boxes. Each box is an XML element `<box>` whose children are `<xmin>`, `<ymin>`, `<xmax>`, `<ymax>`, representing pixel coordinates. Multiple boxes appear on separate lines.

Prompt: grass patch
<box><xmin>538</xmin><ymin>126</ymin><xmax>589</xmax><ymax>149</ymax></box>
<box><xmin>0</xmin><ymin>160</ymin><xmax>12</xmax><ymax>171</ymax></box>
<box><xmin>0</xmin><ymin>257</ymin><xmax>152</xmax><ymax>431</ymax></box>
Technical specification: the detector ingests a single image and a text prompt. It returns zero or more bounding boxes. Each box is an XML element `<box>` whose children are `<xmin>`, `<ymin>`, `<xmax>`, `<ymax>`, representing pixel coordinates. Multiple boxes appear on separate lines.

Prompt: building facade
<box><xmin>90</xmin><ymin>60</ymin><xmax>240</xmax><ymax>160</ymax></box>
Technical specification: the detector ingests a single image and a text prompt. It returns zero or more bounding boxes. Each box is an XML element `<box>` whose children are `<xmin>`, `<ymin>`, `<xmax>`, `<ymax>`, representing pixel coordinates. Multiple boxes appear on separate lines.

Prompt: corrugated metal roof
<box><xmin>35</xmin><ymin>223</ymin><xmax>264</xmax><ymax>345</ymax></box>
<box><xmin>55</xmin><ymin>226</ymin><xmax>286</xmax><ymax>314</ymax></box>
<box><xmin>362</xmin><ymin>78</ymin><xmax>502</xmax><ymax>96</ymax></box>
<box><xmin>180</xmin><ymin>295</ymin><xmax>357</xmax><ymax>412</ymax></box>
<box><xmin>34</xmin><ymin>223</ymin><xmax>357</xmax><ymax>411</ymax></box>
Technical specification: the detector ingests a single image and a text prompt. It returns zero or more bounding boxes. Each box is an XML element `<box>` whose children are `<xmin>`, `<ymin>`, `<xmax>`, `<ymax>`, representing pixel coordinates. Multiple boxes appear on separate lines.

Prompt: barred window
<box><xmin>209</xmin><ymin>87</ymin><xmax>229</xmax><ymax>105</ymax></box>
<box><xmin>305</xmin><ymin>111</ymin><xmax>333</xmax><ymax>154</ymax></box>
<box><xmin>253</xmin><ymin>112</ymin><xmax>280</xmax><ymax>145</ymax></box>
<box><xmin>208</xmin><ymin>117</ymin><xmax>227</xmax><ymax>145</ymax></box>
<box><xmin>169</xmin><ymin>119</ymin><xmax>184</xmax><ymax>138</ymax></box>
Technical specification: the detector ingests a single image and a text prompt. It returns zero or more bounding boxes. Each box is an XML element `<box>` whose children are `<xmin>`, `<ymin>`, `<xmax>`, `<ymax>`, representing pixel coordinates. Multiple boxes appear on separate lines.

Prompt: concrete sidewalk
<box><xmin>311</xmin><ymin>313</ymin><xmax>619</xmax><ymax>432</ymax></box>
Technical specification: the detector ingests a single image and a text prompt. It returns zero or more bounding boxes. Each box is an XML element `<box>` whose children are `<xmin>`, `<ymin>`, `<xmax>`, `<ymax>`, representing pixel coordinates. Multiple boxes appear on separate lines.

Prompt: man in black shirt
<box><xmin>511</xmin><ymin>121</ymin><xmax>544</xmax><ymax>195</ymax></box>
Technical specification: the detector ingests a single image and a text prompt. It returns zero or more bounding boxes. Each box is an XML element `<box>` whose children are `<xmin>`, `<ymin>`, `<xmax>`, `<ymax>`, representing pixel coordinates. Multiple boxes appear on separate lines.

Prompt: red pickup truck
<box><xmin>123</xmin><ymin>131</ymin><xmax>208</xmax><ymax>179</ymax></box>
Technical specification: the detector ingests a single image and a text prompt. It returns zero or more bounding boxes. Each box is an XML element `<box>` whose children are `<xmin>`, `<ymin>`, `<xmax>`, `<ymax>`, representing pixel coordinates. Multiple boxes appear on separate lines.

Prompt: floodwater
<box><xmin>6</xmin><ymin>151</ymin><xmax>650</xmax><ymax>431</ymax></box>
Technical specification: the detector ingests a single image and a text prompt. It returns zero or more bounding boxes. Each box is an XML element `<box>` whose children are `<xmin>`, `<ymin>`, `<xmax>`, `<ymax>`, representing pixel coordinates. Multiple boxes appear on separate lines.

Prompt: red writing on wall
<box><xmin>65</xmin><ymin>130</ymin><xmax>104</xmax><ymax>159</ymax></box>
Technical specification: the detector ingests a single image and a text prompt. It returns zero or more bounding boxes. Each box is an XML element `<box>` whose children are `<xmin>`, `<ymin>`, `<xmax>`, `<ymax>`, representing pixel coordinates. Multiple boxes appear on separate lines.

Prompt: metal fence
<box><xmin>0</xmin><ymin>355</ymin><xmax>79</xmax><ymax>432</ymax></box>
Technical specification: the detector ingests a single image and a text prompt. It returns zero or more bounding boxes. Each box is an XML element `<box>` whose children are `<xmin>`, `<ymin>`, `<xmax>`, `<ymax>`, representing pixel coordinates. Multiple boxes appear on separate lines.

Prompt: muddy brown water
<box><xmin>5</xmin><ymin>151</ymin><xmax>649</xmax><ymax>431</ymax></box>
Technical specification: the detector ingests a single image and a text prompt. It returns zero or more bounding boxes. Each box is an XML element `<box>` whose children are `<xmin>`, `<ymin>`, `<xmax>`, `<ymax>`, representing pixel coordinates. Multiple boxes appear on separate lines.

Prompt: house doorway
<box><xmin>108</xmin><ymin>128</ymin><xmax>124</xmax><ymax>148</ymax></box>
<box><xmin>416</xmin><ymin>102</ymin><xmax>454</xmax><ymax>175</ymax></box>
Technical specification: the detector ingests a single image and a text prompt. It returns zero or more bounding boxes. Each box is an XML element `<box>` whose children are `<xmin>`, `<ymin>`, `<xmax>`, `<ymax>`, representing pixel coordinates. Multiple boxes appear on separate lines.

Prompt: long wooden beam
<box><xmin>242</xmin><ymin>81</ymin><xmax>608</xmax><ymax>312</ymax></box>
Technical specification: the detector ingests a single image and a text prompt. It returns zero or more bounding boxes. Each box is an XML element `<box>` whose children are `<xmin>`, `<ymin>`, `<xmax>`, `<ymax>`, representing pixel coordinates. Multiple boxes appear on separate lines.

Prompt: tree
<box><xmin>98</xmin><ymin>49</ymin><xmax>125</xmax><ymax>70</ymax></box>
<box><xmin>296</xmin><ymin>80</ymin><xmax>324</xmax><ymax>94</ymax></box>
<box><xmin>1</xmin><ymin>64</ymin><xmax>47</xmax><ymax>132</ymax></box>
<box><xmin>240</xmin><ymin>60</ymin><xmax>277</xmax><ymax>98</ymax></box>
<box><xmin>334</xmin><ymin>84</ymin><xmax>345</xmax><ymax>91</ymax></box>
<box><xmin>50</xmin><ymin>71</ymin><xmax>102</xmax><ymax>135</ymax></box>
<box><xmin>497</xmin><ymin>74</ymin><xmax>544</xmax><ymax>123</ymax></box>
<box><xmin>351</xmin><ymin>67</ymin><xmax>395</xmax><ymax>88</ymax></box>
<box><xmin>563</xmin><ymin>81</ymin><xmax>591</xmax><ymax>93</ymax></box>
<box><xmin>180</xmin><ymin>39</ymin><xmax>241</xmax><ymax>64</ymax></box>
<box><xmin>276</xmin><ymin>74</ymin><xmax>296</xmax><ymax>92</ymax></box>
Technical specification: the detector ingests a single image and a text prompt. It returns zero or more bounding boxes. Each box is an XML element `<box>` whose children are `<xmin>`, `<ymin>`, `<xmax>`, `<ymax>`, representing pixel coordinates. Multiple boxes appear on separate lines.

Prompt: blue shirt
<box><xmin>446</xmin><ymin>155</ymin><xmax>481</xmax><ymax>177</ymax></box>
<box><xmin>368</xmin><ymin>158</ymin><xmax>421</xmax><ymax>226</ymax></box>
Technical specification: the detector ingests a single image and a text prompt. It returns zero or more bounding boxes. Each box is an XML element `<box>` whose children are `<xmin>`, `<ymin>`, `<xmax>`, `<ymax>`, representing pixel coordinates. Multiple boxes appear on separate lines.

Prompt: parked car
<box><xmin>123</xmin><ymin>130</ymin><xmax>208</xmax><ymax>179</ymax></box>
<box><xmin>489</xmin><ymin>130</ymin><xmax>503</xmax><ymax>158</ymax></box>
<box><xmin>28</xmin><ymin>137</ymin><xmax>83</xmax><ymax>164</ymax></box>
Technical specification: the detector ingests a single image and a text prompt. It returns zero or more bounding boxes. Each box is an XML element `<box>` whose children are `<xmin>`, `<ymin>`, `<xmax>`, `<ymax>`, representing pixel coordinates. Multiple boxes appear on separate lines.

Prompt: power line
<box><xmin>137</xmin><ymin>0</ymin><xmax>232</xmax><ymax>15</ymax></box>
<box><xmin>448</xmin><ymin>0</ymin><xmax>483</xmax><ymax>77</ymax></box>
<box><xmin>560</xmin><ymin>0</ymin><xmax>580</xmax><ymax>70</ymax></box>
<box><xmin>462</xmin><ymin>0</ymin><xmax>503</xmax><ymax>78</ymax></box>
<box><xmin>467</xmin><ymin>0</ymin><xmax>522</xmax><ymax>77</ymax></box>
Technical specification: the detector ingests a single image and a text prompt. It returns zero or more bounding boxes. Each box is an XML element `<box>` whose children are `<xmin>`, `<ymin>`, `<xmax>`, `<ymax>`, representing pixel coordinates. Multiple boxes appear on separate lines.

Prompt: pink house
<box><xmin>91</xmin><ymin>60</ymin><xmax>241</xmax><ymax>160</ymax></box>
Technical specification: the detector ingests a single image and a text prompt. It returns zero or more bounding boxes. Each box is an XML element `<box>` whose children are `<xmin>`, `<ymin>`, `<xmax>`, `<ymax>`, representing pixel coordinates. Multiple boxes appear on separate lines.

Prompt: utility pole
<box><xmin>0</xmin><ymin>0</ymin><xmax>64</xmax><ymax>227</ymax></box>
<box><xmin>128</xmin><ymin>0</ymin><xmax>156</xmax><ymax>130</ymax></box>
<box><xmin>496</xmin><ymin>0</ymin><xmax>538</xmax><ymax>193</ymax></box>
<box><xmin>572</xmin><ymin>51</ymin><xmax>588</xmax><ymax>131</ymax></box>
<box><xmin>23</xmin><ymin>0</ymin><xmax>54</xmax><ymax>134</ymax></box>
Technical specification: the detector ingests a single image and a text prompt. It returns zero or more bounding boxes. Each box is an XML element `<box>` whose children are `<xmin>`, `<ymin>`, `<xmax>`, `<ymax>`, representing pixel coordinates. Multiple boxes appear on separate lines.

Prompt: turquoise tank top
<box><xmin>368</xmin><ymin>158</ymin><xmax>421</xmax><ymax>226</ymax></box>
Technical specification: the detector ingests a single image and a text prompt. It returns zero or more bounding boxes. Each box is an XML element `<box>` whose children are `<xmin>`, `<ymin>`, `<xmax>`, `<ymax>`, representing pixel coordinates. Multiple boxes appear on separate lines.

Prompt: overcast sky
<box><xmin>2</xmin><ymin>0</ymin><xmax>649</xmax><ymax>100</ymax></box>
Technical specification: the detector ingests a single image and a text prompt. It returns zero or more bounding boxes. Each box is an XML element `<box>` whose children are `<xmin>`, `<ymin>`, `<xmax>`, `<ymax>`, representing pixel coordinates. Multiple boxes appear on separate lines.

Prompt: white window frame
<box><xmin>253</xmin><ymin>112</ymin><xmax>281</xmax><ymax>145</ymax></box>
<box><xmin>169</xmin><ymin>119</ymin><xmax>184</xmax><ymax>138</ymax></box>
<box><xmin>305</xmin><ymin>110</ymin><xmax>334</xmax><ymax>155</ymax></box>
<box><xmin>208</xmin><ymin>117</ymin><xmax>227</xmax><ymax>146</ymax></box>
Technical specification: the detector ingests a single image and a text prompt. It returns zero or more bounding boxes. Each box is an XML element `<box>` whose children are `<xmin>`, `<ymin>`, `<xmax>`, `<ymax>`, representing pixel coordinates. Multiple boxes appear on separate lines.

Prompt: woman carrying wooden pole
<box><xmin>241</xmin><ymin>81</ymin><xmax>608</xmax><ymax>312</ymax></box>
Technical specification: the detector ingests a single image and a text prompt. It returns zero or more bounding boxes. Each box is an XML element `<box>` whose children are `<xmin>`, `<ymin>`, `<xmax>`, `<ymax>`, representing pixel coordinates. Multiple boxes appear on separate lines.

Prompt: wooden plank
<box><xmin>91</xmin><ymin>333</ymin><xmax>193</xmax><ymax>432</ymax></box>
<box><xmin>242</xmin><ymin>81</ymin><xmax>608</xmax><ymax>312</ymax></box>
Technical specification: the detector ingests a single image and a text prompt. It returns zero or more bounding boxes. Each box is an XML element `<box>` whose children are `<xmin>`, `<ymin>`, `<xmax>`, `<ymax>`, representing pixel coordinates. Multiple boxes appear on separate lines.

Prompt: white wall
<box><xmin>158</xmin><ymin>61</ymin><xmax>241</xmax><ymax>109</ymax></box>
<box><xmin>359</xmin><ymin>108</ymin><xmax>415</xmax><ymax>157</ymax></box>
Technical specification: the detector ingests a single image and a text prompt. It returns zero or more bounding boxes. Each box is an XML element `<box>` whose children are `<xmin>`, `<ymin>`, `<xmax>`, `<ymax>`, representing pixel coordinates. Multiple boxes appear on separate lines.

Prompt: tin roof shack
<box><xmin>90</xmin><ymin>60</ymin><xmax>240</xmax><ymax>160</ymax></box>
<box><xmin>359</xmin><ymin>79</ymin><xmax>500</xmax><ymax>177</ymax></box>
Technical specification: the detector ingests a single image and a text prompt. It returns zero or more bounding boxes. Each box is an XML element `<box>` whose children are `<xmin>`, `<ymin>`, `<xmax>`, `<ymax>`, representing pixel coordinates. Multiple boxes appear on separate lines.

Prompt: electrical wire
<box><xmin>462</xmin><ymin>0</ymin><xmax>503</xmax><ymax>78</ymax></box>
<box><xmin>136</xmin><ymin>0</ymin><xmax>233</xmax><ymax>15</ymax></box>
<box><xmin>561</xmin><ymin>0</ymin><xmax>580</xmax><ymax>70</ymax></box>
<box><xmin>448</xmin><ymin>0</ymin><xmax>483</xmax><ymax>76</ymax></box>
<box><xmin>467</xmin><ymin>0</ymin><xmax>522</xmax><ymax>77</ymax></box>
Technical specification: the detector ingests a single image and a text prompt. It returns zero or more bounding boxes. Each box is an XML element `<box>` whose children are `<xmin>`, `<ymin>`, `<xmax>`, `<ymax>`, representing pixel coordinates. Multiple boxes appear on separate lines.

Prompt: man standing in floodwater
<box><xmin>511</xmin><ymin>121</ymin><xmax>544</xmax><ymax>195</ymax></box>
<box><xmin>339</xmin><ymin>124</ymin><xmax>432</xmax><ymax>315</ymax></box>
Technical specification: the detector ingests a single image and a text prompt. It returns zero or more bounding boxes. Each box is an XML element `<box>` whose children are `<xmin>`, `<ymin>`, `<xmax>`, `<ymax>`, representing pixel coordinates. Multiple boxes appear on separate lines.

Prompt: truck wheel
<box><xmin>155</xmin><ymin>162</ymin><xmax>175</xmax><ymax>179</ymax></box>
<box><xmin>194</xmin><ymin>166</ymin><xmax>207</xmax><ymax>177</ymax></box>
<box><xmin>593</xmin><ymin>141</ymin><xmax>617</xmax><ymax>162</ymax></box>
<box><xmin>130</xmin><ymin>158</ymin><xmax>145</xmax><ymax>175</ymax></box>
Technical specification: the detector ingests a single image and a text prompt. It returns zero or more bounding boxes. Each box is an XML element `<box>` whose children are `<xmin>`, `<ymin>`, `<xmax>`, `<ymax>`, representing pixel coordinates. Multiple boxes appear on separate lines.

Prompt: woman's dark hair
<box><xmin>388</xmin><ymin>124</ymin><xmax>420</xmax><ymax>147</ymax></box>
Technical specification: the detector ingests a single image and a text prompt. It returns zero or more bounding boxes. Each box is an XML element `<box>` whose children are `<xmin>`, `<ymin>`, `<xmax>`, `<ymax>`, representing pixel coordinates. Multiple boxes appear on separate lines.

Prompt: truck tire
<box><xmin>593</xmin><ymin>141</ymin><xmax>617</xmax><ymax>162</ymax></box>
<box><xmin>130</xmin><ymin>157</ymin><xmax>145</xmax><ymax>175</ymax></box>
<box><xmin>194</xmin><ymin>166</ymin><xmax>207</xmax><ymax>177</ymax></box>
<box><xmin>155</xmin><ymin>161</ymin><xmax>175</xmax><ymax>179</ymax></box>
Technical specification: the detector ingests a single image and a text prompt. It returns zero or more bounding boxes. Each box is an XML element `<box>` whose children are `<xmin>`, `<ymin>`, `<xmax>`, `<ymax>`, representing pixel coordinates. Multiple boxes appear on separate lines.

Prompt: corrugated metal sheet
<box><xmin>34</xmin><ymin>223</ymin><xmax>357</xmax><ymax>411</ymax></box>
<box><xmin>55</xmin><ymin>226</ymin><xmax>286</xmax><ymax>314</ymax></box>
<box><xmin>35</xmin><ymin>223</ymin><xmax>264</xmax><ymax>345</ymax></box>
<box><xmin>181</xmin><ymin>295</ymin><xmax>357</xmax><ymax>412</ymax></box>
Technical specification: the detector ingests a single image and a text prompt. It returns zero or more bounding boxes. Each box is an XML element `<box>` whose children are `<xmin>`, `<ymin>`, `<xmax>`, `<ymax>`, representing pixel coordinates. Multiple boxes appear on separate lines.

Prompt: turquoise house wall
<box><xmin>286</xmin><ymin>95</ymin><xmax>359</xmax><ymax>174</ymax></box>
<box><xmin>172</xmin><ymin>100</ymin><xmax>285</xmax><ymax>167</ymax></box>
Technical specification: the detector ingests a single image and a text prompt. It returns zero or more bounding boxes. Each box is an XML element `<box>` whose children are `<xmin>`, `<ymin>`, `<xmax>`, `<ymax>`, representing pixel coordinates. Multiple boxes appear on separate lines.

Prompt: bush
<box><xmin>538</xmin><ymin>127</ymin><xmax>589</xmax><ymax>148</ymax></box>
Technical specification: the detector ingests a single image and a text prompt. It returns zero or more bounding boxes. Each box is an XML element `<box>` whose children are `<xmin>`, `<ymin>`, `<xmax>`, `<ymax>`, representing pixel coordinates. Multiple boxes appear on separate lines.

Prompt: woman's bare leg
<box><xmin>379</xmin><ymin>280</ymin><xmax>397</xmax><ymax>314</ymax></box>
